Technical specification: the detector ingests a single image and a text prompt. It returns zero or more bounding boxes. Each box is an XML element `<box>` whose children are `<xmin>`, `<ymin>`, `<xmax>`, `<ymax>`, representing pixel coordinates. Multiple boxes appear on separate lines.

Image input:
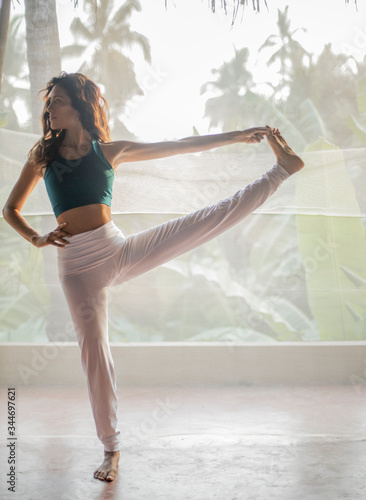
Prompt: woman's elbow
<box><xmin>2</xmin><ymin>206</ymin><xmax>9</xmax><ymax>221</ymax></box>
<box><xmin>2</xmin><ymin>205</ymin><xmax>15</xmax><ymax>221</ymax></box>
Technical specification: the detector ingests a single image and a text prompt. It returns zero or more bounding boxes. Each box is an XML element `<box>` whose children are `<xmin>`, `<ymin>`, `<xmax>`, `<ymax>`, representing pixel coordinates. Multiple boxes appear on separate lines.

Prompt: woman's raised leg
<box><xmin>110</xmin><ymin>131</ymin><xmax>304</xmax><ymax>285</ymax></box>
<box><xmin>110</xmin><ymin>165</ymin><xmax>286</xmax><ymax>285</ymax></box>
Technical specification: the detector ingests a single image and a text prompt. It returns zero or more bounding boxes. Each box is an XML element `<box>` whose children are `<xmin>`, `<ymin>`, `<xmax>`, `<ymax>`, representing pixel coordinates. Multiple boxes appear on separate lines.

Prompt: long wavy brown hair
<box><xmin>28</xmin><ymin>72</ymin><xmax>111</xmax><ymax>172</ymax></box>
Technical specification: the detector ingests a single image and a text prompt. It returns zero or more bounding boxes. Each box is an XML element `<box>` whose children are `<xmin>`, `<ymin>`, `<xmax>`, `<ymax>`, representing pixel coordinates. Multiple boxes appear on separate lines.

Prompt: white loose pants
<box><xmin>57</xmin><ymin>163</ymin><xmax>289</xmax><ymax>451</ymax></box>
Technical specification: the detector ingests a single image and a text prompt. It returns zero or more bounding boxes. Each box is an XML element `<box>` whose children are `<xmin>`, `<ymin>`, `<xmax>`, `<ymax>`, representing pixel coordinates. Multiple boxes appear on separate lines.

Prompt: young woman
<box><xmin>2</xmin><ymin>72</ymin><xmax>304</xmax><ymax>482</ymax></box>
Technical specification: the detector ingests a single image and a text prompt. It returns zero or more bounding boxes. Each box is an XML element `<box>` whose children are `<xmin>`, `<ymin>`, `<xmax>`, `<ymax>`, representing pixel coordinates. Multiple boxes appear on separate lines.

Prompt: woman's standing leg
<box><xmin>59</xmin><ymin>270</ymin><xmax>120</xmax><ymax>453</ymax></box>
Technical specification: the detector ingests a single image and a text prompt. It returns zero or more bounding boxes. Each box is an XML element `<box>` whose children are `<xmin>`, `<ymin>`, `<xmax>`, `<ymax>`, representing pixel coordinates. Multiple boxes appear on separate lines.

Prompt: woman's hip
<box><xmin>57</xmin><ymin>220</ymin><xmax>126</xmax><ymax>278</ymax></box>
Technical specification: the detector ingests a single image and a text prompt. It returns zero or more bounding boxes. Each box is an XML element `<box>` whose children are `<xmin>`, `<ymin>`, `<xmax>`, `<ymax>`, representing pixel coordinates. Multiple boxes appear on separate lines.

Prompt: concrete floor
<box><xmin>1</xmin><ymin>384</ymin><xmax>366</xmax><ymax>500</ymax></box>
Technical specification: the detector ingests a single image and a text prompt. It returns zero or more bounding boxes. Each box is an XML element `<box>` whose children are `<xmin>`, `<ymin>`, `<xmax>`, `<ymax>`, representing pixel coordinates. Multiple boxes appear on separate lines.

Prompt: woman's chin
<box><xmin>49</xmin><ymin>120</ymin><xmax>58</xmax><ymax>130</ymax></box>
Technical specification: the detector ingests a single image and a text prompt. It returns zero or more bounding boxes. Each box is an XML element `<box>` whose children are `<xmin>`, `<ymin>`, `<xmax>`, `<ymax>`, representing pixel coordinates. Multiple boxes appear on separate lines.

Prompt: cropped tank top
<box><xmin>44</xmin><ymin>140</ymin><xmax>115</xmax><ymax>218</ymax></box>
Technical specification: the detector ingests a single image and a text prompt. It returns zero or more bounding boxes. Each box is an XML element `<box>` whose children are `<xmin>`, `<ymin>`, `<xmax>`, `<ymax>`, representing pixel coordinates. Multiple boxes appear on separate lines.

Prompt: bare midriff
<box><xmin>56</xmin><ymin>203</ymin><xmax>113</xmax><ymax>235</ymax></box>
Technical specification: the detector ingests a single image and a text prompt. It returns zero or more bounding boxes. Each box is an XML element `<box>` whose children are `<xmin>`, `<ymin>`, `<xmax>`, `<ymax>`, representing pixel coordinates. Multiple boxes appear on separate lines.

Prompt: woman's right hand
<box><xmin>32</xmin><ymin>222</ymin><xmax>73</xmax><ymax>248</ymax></box>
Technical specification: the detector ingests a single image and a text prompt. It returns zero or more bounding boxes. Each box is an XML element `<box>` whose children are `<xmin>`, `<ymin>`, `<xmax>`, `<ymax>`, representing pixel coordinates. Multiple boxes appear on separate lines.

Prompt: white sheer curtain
<box><xmin>1</xmin><ymin>128</ymin><xmax>366</xmax><ymax>343</ymax></box>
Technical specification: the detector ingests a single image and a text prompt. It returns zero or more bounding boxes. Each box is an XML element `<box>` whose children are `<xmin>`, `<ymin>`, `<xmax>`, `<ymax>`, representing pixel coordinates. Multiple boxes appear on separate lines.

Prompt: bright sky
<box><xmin>14</xmin><ymin>0</ymin><xmax>366</xmax><ymax>140</ymax></box>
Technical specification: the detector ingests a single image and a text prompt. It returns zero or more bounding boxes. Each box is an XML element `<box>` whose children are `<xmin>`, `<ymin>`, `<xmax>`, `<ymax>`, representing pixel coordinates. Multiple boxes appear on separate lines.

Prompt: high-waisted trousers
<box><xmin>56</xmin><ymin>163</ymin><xmax>289</xmax><ymax>452</ymax></box>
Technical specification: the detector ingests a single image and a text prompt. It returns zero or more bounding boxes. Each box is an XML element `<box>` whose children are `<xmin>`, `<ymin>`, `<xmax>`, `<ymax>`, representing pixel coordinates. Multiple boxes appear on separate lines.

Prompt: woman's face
<box><xmin>46</xmin><ymin>84</ymin><xmax>80</xmax><ymax>131</ymax></box>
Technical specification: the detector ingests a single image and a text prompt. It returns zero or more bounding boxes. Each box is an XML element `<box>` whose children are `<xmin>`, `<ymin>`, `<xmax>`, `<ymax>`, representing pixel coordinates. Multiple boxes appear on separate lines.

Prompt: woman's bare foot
<box><xmin>265</xmin><ymin>126</ymin><xmax>305</xmax><ymax>175</ymax></box>
<box><xmin>94</xmin><ymin>450</ymin><xmax>120</xmax><ymax>481</ymax></box>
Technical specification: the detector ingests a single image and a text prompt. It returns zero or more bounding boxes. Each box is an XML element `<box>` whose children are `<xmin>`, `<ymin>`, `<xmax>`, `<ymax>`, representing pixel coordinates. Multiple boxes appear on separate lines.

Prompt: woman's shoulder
<box><xmin>26</xmin><ymin>158</ymin><xmax>47</xmax><ymax>179</ymax></box>
<box><xmin>98</xmin><ymin>139</ymin><xmax>131</xmax><ymax>151</ymax></box>
<box><xmin>98</xmin><ymin>140</ymin><xmax>132</xmax><ymax>168</ymax></box>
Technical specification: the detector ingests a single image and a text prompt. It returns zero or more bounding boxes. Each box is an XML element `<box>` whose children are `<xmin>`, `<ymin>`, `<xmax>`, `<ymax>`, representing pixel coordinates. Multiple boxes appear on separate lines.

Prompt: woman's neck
<box><xmin>62</xmin><ymin>126</ymin><xmax>92</xmax><ymax>148</ymax></box>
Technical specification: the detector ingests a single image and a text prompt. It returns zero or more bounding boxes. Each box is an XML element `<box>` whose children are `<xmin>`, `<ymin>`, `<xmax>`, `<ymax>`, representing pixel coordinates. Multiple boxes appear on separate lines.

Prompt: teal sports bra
<box><xmin>44</xmin><ymin>140</ymin><xmax>115</xmax><ymax>218</ymax></box>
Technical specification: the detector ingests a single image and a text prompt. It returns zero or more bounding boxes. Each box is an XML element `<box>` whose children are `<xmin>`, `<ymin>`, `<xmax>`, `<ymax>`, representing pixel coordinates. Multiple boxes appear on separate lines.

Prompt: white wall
<box><xmin>1</xmin><ymin>343</ymin><xmax>366</xmax><ymax>387</ymax></box>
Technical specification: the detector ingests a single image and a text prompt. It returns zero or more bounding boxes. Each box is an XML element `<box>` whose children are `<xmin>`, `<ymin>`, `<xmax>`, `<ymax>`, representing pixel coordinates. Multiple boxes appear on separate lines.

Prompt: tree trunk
<box><xmin>25</xmin><ymin>0</ymin><xmax>62</xmax><ymax>341</ymax></box>
<box><xmin>25</xmin><ymin>0</ymin><xmax>61</xmax><ymax>133</ymax></box>
<box><xmin>0</xmin><ymin>0</ymin><xmax>11</xmax><ymax>98</ymax></box>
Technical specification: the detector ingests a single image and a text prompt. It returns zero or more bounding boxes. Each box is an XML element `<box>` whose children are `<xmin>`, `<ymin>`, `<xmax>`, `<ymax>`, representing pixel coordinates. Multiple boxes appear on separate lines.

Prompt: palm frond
<box><xmin>298</xmin><ymin>97</ymin><xmax>329</xmax><ymax>142</ymax></box>
<box><xmin>61</xmin><ymin>43</ymin><xmax>87</xmax><ymax>59</ymax></box>
<box><xmin>69</xmin><ymin>17</ymin><xmax>93</xmax><ymax>42</ymax></box>
<box><xmin>162</xmin><ymin>0</ymin><xmax>358</xmax><ymax>22</ymax></box>
<box><xmin>112</xmin><ymin>0</ymin><xmax>142</xmax><ymax>26</ymax></box>
<box><xmin>345</xmin><ymin>0</ymin><xmax>358</xmax><ymax>9</ymax></box>
<box><xmin>71</xmin><ymin>0</ymin><xmax>358</xmax><ymax>15</ymax></box>
<box><xmin>107</xmin><ymin>27</ymin><xmax>151</xmax><ymax>63</ymax></box>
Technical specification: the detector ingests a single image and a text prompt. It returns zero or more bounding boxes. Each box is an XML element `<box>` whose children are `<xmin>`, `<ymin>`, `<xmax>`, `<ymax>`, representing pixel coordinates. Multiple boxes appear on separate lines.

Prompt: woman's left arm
<box><xmin>104</xmin><ymin>127</ymin><xmax>270</xmax><ymax>168</ymax></box>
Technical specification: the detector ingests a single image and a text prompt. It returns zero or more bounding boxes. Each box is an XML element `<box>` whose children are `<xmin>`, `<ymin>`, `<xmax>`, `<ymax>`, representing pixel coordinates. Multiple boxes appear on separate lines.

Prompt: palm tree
<box><xmin>24</xmin><ymin>0</ymin><xmax>61</xmax><ymax>133</ymax></box>
<box><xmin>259</xmin><ymin>6</ymin><xmax>311</xmax><ymax>95</ymax></box>
<box><xmin>257</xmin><ymin>7</ymin><xmax>360</xmax><ymax>148</ymax></box>
<box><xmin>288</xmin><ymin>44</ymin><xmax>358</xmax><ymax>146</ymax></box>
<box><xmin>200</xmin><ymin>45</ymin><xmax>309</xmax><ymax>150</ymax></box>
<box><xmin>62</xmin><ymin>0</ymin><xmax>151</xmax><ymax>128</ymax></box>
<box><xmin>0</xmin><ymin>0</ymin><xmax>11</xmax><ymax>98</ymax></box>
<box><xmin>1</xmin><ymin>14</ymin><xmax>32</xmax><ymax>131</ymax></box>
<box><xmin>200</xmin><ymin>47</ymin><xmax>255</xmax><ymax>132</ymax></box>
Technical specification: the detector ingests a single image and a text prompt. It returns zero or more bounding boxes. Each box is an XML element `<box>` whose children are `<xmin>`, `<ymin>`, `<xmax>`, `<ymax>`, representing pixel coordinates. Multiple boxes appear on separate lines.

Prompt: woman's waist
<box><xmin>56</xmin><ymin>203</ymin><xmax>112</xmax><ymax>235</ymax></box>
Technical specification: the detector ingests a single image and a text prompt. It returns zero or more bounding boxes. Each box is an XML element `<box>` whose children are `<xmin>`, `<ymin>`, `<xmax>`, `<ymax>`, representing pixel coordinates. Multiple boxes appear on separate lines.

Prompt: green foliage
<box><xmin>347</xmin><ymin>77</ymin><xmax>366</xmax><ymax>146</ymax></box>
<box><xmin>107</xmin><ymin>213</ymin><xmax>318</xmax><ymax>343</ymax></box>
<box><xmin>200</xmin><ymin>47</ymin><xmax>254</xmax><ymax>132</ymax></box>
<box><xmin>200</xmin><ymin>8</ymin><xmax>366</xmax><ymax>340</ymax></box>
<box><xmin>259</xmin><ymin>6</ymin><xmax>311</xmax><ymax>87</ymax></box>
<box><xmin>0</xmin><ymin>112</ymin><xmax>8</xmax><ymax>128</ymax></box>
<box><xmin>202</xmin><ymin>8</ymin><xmax>362</xmax><ymax>150</ymax></box>
<box><xmin>296</xmin><ymin>138</ymin><xmax>366</xmax><ymax>340</ymax></box>
<box><xmin>0</xmin><ymin>218</ymin><xmax>50</xmax><ymax>342</ymax></box>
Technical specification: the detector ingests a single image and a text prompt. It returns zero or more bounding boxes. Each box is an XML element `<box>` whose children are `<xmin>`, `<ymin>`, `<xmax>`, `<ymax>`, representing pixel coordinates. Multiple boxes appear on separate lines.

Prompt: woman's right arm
<box><xmin>2</xmin><ymin>161</ymin><xmax>72</xmax><ymax>247</ymax></box>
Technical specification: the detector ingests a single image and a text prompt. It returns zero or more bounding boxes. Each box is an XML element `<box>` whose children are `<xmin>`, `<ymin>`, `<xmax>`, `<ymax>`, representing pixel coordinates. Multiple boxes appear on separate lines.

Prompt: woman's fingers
<box><xmin>265</xmin><ymin>125</ymin><xmax>281</xmax><ymax>135</ymax></box>
<box><xmin>250</xmin><ymin>127</ymin><xmax>270</xmax><ymax>133</ymax></box>
<box><xmin>241</xmin><ymin>126</ymin><xmax>281</xmax><ymax>143</ymax></box>
<box><xmin>48</xmin><ymin>223</ymin><xmax>72</xmax><ymax>246</ymax></box>
<box><xmin>49</xmin><ymin>235</ymin><xmax>68</xmax><ymax>246</ymax></box>
<box><xmin>55</xmin><ymin>222</ymin><xmax>73</xmax><ymax>238</ymax></box>
<box><xmin>251</xmin><ymin>132</ymin><xmax>266</xmax><ymax>142</ymax></box>
<box><xmin>33</xmin><ymin>223</ymin><xmax>73</xmax><ymax>248</ymax></box>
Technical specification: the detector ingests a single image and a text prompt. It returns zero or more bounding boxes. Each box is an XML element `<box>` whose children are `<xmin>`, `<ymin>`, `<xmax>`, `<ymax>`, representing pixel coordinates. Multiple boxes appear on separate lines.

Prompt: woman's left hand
<box><xmin>239</xmin><ymin>127</ymin><xmax>272</xmax><ymax>144</ymax></box>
